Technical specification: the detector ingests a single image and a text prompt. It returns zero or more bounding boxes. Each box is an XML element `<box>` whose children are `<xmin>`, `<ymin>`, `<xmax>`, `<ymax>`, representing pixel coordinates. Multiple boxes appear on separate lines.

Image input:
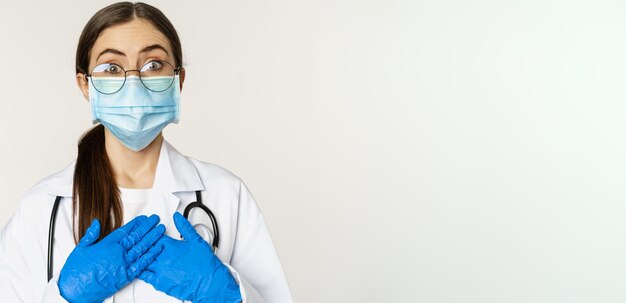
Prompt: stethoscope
<box><xmin>47</xmin><ymin>190</ymin><xmax>219</xmax><ymax>282</ymax></box>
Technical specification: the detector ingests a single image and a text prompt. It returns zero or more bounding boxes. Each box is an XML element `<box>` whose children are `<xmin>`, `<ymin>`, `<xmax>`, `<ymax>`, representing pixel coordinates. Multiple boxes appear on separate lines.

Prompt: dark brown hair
<box><xmin>73</xmin><ymin>2</ymin><xmax>183</xmax><ymax>242</ymax></box>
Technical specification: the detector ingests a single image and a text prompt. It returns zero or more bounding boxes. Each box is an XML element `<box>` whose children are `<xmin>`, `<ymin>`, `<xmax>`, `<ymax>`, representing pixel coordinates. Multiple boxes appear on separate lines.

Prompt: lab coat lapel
<box><xmin>146</xmin><ymin>140</ymin><xmax>204</xmax><ymax>230</ymax></box>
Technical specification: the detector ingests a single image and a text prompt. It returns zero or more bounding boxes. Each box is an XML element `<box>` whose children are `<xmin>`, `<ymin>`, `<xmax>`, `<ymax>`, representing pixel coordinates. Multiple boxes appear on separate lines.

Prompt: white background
<box><xmin>1</xmin><ymin>0</ymin><xmax>626</xmax><ymax>302</ymax></box>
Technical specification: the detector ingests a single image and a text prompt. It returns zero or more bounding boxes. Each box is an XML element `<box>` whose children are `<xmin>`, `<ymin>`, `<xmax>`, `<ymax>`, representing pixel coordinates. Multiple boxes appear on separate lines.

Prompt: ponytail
<box><xmin>72</xmin><ymin>124</ymin><xmax>123</xmax><ymax>243</ymax></box>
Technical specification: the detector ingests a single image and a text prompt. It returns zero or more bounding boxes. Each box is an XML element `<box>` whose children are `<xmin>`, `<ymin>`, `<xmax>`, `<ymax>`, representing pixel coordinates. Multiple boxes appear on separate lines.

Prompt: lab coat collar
<box><xmin>146</xmin><ymin>139</ymin><xmax>205</xmax><ymax>229</ymax></box>
<box><xmin>154</xmin><ymin>140</ymin><xmax>205</xmax><ymax>194</ymax></box>
<box><xmin>43</xmin><ymin>162</ymin><xmax>75</xmax><ymax>198</ymax></box>
<box><xmin>45</xmin><ymin>139</ymin><xmax>204</xmax><ymax>197</ymax></box>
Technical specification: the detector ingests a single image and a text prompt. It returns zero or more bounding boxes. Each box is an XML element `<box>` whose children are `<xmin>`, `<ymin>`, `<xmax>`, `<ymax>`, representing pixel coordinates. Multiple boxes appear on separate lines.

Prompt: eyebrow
<box><xmin>95</xmin><ymin>44</ymin><xmax>170</xmax><ymax>61</ymax></box>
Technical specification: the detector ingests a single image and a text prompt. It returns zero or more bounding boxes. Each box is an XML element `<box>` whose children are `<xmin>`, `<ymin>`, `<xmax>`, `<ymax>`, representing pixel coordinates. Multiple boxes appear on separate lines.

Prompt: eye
<box><xmin>92</xmin><ymin>63</ymin><xmax>124</xmax><ymax>76</ymax></box>
<box><xmin>104</xmin><ymin>64</ymin><xmax>121</xmax><ymax>73</ymax></box>
<box><xmin>142</xmin><ymin>60</ymin><xmax>163</xmax><ymax>72</ymax></box>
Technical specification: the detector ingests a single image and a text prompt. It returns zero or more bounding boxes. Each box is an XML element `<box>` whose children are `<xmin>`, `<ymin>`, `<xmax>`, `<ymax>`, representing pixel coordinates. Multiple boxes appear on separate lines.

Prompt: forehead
<box><xmin>90</xmin><ymin>18</ymin><xmax>172</xmax><ymax>62</ymax></box>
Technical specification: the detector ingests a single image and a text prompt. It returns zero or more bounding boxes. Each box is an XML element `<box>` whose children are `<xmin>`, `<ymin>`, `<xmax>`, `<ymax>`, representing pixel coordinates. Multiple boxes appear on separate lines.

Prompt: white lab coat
<box><xmin>0</xmin><ymin>140</ymin><xmax>293</xmax><ymax>302</ymax></box>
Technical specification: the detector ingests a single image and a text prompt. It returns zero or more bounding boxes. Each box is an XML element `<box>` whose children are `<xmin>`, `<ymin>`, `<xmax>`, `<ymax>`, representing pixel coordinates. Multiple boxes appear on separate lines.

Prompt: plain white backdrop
<box><xmin>2</xmin><ymin>0</ymin><xmax>626</xmax><ymax>302</ymax></box>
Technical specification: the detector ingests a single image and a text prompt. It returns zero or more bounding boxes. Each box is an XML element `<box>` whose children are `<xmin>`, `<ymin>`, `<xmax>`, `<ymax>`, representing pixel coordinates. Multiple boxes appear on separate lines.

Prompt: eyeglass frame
<box><xmin>85</xmin><ymin>60</ymin><xmax>182</xmax><ymax>95</ymax></box>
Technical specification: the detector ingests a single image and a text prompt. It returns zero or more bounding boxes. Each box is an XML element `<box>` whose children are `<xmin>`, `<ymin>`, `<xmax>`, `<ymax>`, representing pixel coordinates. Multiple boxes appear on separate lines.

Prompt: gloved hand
<box><xmin>139</xmin><ymin>212</ymin><xmax>242</xmax><ymax>303</ymax></box>
<box><xmin>58</xmin><ymin>214</ymin><xmax>166</xmax><ymax>303</ymax></box>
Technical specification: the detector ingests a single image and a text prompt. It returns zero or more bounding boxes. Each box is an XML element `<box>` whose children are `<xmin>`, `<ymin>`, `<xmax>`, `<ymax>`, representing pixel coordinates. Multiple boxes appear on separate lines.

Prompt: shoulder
<box><xmin>186</xmin><ymin>157</ymin><xmax>262</xmax><ymax>214</ymax></box>
<box><xmin>2</xmin><ymin>161</ymin><xmax>74</xmax><ymax>240</ymax></box>
<box><xmin>172</xmin><ymin>147</ymin><xmax>256</xmax><ymax>203</ymax></box>
<box><xmin>188</xmin><ymin>157</ymin><xmax>246</xmax><ymax>191</ymax></box>
<box><xmin>19</xmin><ymin>161</ymin><xmax>75</xmax><ymax>211</ymax></box>
<box><xmin>164</xmin><ymin>141</ymin><xmax>246</xmax><ymax>194</ymax></box>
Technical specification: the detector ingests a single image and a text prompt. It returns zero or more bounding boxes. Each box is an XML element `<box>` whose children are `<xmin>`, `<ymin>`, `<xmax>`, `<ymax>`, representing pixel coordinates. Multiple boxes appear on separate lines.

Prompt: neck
<box><xmin>104</xmin><ymin>129</ymin><xmax>163</xmax><ymax>189</ymax></box>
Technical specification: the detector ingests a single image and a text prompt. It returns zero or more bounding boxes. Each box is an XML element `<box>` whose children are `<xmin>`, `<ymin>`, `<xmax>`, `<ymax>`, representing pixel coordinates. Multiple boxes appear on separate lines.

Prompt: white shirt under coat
<box><xmin>0</xmin><ymin>140</ymin><xmax>293</xmax><ymax>302</ymax></box>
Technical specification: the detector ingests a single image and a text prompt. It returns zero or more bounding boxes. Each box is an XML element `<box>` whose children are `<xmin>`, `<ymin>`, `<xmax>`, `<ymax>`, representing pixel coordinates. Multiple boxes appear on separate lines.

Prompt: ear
<box><xmin>178</xmin><ymin>67</ymin><xmax>186</xmax><ymax>92</ymax></box>
<box><xmin>76</xmin><ymin>73</ymin><xmax>89</xmax><ymax>102</ymax></box>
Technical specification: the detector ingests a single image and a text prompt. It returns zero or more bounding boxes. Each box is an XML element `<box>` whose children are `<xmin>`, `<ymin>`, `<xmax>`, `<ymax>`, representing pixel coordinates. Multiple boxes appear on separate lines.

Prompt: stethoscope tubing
<box><xmin>183</xmin><ymin>191</ymin><xmax>220</xmax><ymax>250</ymax></box>
<box><xmin>47</xmin><ymin>196</ymin><xmax>63</xmax><ymax>282</ymax></box>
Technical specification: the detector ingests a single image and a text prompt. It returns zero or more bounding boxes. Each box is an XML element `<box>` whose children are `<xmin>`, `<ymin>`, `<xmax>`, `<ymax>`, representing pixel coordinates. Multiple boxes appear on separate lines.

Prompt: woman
<box><xmin>0</xmin><ymin>2</ymin><xmax>292</xmax><ymax>302</ymax></box>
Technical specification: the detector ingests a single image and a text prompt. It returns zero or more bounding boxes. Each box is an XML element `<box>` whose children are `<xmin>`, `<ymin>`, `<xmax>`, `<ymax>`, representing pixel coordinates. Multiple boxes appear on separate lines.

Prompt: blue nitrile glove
<box><xmin>58</xmin><ymin>214</ymin><xmax>166</xmax><ymax>303</ymax></box>
<box><xmin>139</xmin><ymin>212</ymin><xmax>242</xmax><ymax>303</ymax></box>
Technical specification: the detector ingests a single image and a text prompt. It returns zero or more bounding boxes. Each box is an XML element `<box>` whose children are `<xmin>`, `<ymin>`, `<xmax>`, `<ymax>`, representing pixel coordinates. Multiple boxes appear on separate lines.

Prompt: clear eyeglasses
<box><xmin>87</xmin><ymin>60</ymin><xmax>181</xmax><ymax>94</ymax></box>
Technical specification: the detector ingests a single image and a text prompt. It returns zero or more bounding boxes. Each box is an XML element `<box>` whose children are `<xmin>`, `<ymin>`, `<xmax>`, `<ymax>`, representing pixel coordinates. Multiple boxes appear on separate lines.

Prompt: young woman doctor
<box><xmin>0</xmin><ymin>2</ymin><xmax>292</xmax><ymax>302</ymax></box>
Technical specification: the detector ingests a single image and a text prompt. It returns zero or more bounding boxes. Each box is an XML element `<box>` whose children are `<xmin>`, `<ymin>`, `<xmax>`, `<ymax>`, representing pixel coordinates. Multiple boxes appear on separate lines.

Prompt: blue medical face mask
<box><xmin>89</xmin><ymin>75</ymin><xmax>180</xmax><ymax>151</ymax></box>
